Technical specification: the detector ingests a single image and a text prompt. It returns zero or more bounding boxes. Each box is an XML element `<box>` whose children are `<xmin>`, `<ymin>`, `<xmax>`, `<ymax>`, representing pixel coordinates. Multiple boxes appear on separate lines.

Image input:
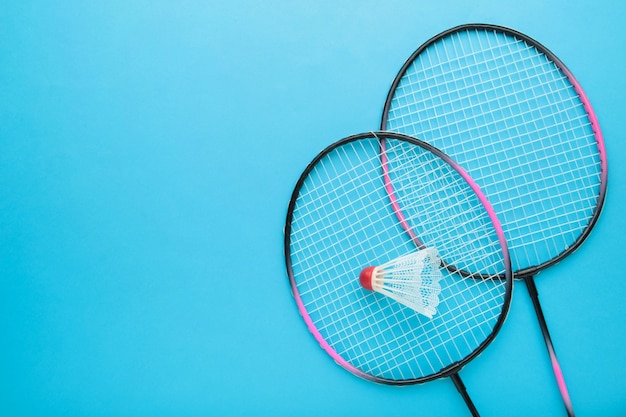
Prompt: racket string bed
<box><xmin>385</xmin><ymin>28</ymin><xmax>604</xmax><ymax>274</ymax></box>
<box><xmin>285</xmin><ymin>132</ymin><xmax>512</xmax><ymax>412</ymax></box>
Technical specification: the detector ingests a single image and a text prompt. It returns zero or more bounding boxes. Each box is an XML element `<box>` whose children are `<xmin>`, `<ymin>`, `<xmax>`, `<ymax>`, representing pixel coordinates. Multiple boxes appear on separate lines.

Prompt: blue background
<box><xmin>1</xmin><ymin>1</ymin><xmax>625</xmax><ymax>416</ymax></box>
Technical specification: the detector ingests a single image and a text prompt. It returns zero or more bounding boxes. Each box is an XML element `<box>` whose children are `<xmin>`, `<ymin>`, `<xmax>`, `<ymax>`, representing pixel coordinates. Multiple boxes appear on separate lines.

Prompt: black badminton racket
<box><xmin>381</xmin><ymin>24</ymin><xmax>608</xmax><ymax>417</ymax></box>
<box><xmin>284</xmin><ymin>131</ymin><xmax>513</xmax><ymax>416</ymax></box>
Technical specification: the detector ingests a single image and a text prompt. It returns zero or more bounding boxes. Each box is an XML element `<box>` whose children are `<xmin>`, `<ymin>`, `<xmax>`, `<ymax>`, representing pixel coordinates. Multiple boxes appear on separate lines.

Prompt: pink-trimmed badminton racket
<box><xmin>284</xmin><ymin>131</ymin><xmax>513</xmax><ymax>416</ymax></box>
<box><xmin>381</xmin><ymin>24</ymin><xmax>608</xmax><ymax>417</ymax></box>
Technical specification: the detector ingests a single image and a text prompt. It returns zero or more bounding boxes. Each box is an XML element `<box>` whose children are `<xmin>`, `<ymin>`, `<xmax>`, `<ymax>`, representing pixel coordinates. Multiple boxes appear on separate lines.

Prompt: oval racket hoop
<box><xmin>381</xmin><ymin>24</ymin><xmax>608</xmax><ymax>279</ymax></box>
<box><xmin>284</xmin><ymin>131</ymin><xmax>512</xmax><ymax>385</ymax></box>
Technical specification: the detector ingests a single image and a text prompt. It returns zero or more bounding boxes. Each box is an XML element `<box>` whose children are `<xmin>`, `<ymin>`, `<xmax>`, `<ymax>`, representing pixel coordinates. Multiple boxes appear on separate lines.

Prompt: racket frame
<box><xmin>380</xmin><ymin>23</ymin><xmax>608</xmax><ymax>278</ymax></box>
<box><xmin>380</xmin><ymin>24</ymin><xmax>608</xmax><ymax>417</ymax></box>
<box><xmin>284</xmin><ymin>131</ymin><xmax>513</xmax><ymax>385</ymax></box>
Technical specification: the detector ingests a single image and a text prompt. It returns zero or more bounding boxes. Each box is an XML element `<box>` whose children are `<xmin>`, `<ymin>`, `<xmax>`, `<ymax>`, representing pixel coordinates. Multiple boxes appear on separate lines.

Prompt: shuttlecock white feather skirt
<box><xmin>365</xmin><ymin>248</ymin><xmax>443</xmax><ymax>318</ymax></box>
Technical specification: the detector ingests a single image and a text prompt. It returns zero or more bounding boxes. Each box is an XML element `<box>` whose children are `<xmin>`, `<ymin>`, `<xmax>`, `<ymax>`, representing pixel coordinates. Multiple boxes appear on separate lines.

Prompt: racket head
<box><xmin>381</xmin><ymin>24</ymin><xmax>608</xmax><ymax>277</ymax></box>
<box><xmin>284</xmin><ymin>131</ymin><xmax>512</xmax><ymax>384</ymax></box>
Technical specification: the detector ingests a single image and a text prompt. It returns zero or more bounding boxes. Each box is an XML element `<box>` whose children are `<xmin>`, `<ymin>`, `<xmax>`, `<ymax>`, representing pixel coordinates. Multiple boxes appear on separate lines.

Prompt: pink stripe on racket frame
<box><xmin>551</xmin><ymin>353</ymin><xmax>574</xmax><ymax>411</ymax></box>
<box><xmin>290</xmin><ymin>279</ymin><xmax>372</xmax><ymax>381</ymax></box>
<box><xmin>559</xmin><ymin>65</ymin><xmax>608</xmax><ymax>188</ymax></box>
<box><xmin>380</xmin><ymin>140</ymin><xmax>421</xmax><ymax>247</ymax></box>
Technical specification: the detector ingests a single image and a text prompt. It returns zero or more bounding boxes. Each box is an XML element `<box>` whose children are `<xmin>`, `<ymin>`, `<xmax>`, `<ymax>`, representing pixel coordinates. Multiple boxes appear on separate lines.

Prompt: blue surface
<box><xmin>1</xmin><ymin>1</ymin><xmax>625</xmax><ymax>416</ymax></box>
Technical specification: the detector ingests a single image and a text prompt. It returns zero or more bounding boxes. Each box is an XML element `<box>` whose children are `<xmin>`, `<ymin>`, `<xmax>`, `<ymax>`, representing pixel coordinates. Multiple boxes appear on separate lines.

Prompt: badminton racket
<box><xmin>284</xmin><ymin>131</ymin><xmax>513</xmax><ymax>416</ymax></box>
<box><xmin>381</xmin><ymin>24</ymin><xmax>608</xmax><ymax>417</ymax></box>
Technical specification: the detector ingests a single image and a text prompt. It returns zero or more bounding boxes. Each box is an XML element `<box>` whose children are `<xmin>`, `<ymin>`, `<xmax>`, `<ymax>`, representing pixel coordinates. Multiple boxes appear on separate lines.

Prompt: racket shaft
<box><xmin>450</xmin><ymin>373</ymin><xmax>480</xmax><ymax>417</ymax></box>
<box><xmin>523</xmin><ymin>276</ymin><xmax>575</xmax><ymax>417</ymax></box>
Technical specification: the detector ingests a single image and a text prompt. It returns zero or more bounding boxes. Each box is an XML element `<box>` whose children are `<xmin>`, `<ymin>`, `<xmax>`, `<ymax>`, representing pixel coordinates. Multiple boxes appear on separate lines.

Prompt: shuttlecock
<box><xmin>359</xmin><ymin>248</ymin><xmax>443</xmax><ymax>318</ymax></box>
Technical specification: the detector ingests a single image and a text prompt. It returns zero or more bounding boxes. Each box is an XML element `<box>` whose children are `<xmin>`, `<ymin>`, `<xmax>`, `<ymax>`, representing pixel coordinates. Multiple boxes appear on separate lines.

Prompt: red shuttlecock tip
<box><xmin>359</xmin><ymin>266</ymin><xmax>375</xmax><ymax>291</ymax></box>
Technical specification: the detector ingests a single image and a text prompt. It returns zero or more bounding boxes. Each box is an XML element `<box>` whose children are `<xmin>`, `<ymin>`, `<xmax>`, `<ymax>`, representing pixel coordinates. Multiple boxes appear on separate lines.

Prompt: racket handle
<box><xmin>523</xmin><ymin>276</ymin><xmax>576</xmax><ymax>417</ymax></box>
<box><xmin>450</xmin><ymin>373</ymin><xmax>480</xmax><ymax>417</ymax></box>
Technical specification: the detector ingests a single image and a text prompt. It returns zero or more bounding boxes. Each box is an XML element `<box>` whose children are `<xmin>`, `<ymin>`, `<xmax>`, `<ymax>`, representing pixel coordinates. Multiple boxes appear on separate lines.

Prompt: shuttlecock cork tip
<box><xmin>359</xmin><ymin>266</ymin><xmax>376</xmax><ymax>291</ymax></box>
